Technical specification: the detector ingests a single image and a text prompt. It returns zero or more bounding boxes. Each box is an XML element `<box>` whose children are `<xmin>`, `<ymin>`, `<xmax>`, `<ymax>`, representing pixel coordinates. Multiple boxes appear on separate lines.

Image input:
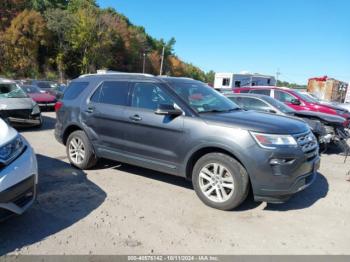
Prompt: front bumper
<box><xmin>0</xmin><ymin>139</ymin><xmax>38</xmax><ymax>220</ymax></box>
<box><xmin>254</xmin><ymin>158</ymin><xmax>320</xmax><ymax>203</ymax></box>
<box><xmin>2</xmin><ymin>109</ymin><xmax>42</xmax><ymax>126</ymax></box>
<box><xmin>245</xmin><ymin>133</ymin><xmax>320</xmax><ymax>203</ymax></box>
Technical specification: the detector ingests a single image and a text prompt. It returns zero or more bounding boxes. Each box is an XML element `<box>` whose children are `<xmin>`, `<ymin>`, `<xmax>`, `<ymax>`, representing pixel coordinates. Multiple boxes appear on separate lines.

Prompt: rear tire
<box><xmin>66</xmin><ymin>130</ymin><xmax>98</xmax><ymax>169</ymax></box>
<box><xmin>192</xmin><ymin>153</ymin><xmax>249</xmax><ymax>210</ymax></box>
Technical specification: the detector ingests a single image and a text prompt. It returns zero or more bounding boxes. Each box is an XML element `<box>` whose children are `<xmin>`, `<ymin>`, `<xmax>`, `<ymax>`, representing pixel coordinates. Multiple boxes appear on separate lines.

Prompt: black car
<box><xmin>55</xmin><ymin>73</ymin><xmax>320</xmax><ymax>210</ymax></box>
<box><xmin>226</xmin><ymin>93</ymin><xmax>348</xmax><ymax>151</ymax></box>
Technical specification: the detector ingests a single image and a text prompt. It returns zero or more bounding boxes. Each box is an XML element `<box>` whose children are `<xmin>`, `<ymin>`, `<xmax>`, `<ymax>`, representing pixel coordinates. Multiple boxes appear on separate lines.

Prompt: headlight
<box><xmin>250</xmin><ymin>131</ymin><xmax>297</xmax><ymax>149</ymax></box>
<box><xmin>32</xmin><ymin>104</ymin><xmax>41</xmax><ymax>115</ymax></box>
<box><xmin>0</xmin><ymin>135</ymin><xmax>25</xmax><ymax>165</ymax></box>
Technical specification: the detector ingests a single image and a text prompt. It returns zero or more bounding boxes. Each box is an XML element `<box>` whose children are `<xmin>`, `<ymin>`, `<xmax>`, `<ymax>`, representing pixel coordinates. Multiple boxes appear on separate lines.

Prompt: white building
<box><xmin>214</xmin><ymin>72</ymin><xmax>276</xmax><ymax>90</ymax></box>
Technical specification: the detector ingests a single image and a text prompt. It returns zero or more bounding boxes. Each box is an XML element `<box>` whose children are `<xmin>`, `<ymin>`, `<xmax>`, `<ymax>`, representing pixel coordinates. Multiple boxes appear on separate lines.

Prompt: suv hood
<box><xmin>0</xmin><ymin>118</ymin><xmax>17</xmax><ymax>146</ymax></box>
<box><xmin>200</xmin><ymin>110</ymin><xmax>309</xmax><ymax>134</ymax></box>
<box><xmin>291</xmin><ymin>110</ymin><xmax>345</xmax><ymax>125</ymax></box>
<box><xmin>0</xmin><ymin>98</ymin><xmax>34</xmax><ymax>110</ymax></box>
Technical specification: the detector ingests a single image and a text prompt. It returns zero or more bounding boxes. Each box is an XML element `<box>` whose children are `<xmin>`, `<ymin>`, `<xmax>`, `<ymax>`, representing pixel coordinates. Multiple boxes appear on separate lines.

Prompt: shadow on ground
<box><xmin>264</xmin><ymin>172</ymin><xmax>328</xmax><ymax>211</ymax></box>
<box><xmin>14</xmin><ymin>114</ymin><xmax>56</xmax><ymax>132</ymax></box>
<box><xmin>94</xmin><ymin>159</ymin><xmax>328</xmax><ymax>212</ymax></box>
<box><xmin>0</xmin><ymin>154</ymin><xmax>106</xmax><ymax>255</ymax></box>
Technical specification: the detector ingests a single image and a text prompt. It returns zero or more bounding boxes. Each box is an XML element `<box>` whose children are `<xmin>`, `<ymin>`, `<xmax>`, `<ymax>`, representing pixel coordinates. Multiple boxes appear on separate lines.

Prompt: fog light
<box><xmin>270</xmin><ymin>158</ymin><xmax>295</xmax><ymax>165</ymax></box>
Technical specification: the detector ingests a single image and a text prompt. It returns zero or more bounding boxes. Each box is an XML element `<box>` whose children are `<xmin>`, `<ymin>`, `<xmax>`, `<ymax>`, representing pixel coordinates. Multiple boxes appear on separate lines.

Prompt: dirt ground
<box><xmin>1</xmin><ymin>112</ymin><xmax>349</xmax><ymax>255</ymax></box>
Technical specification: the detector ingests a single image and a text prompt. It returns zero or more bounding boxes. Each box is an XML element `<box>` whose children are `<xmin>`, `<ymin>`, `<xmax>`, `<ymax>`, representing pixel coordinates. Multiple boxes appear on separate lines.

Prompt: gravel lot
<box><xmin>1</xmin><ymin>112</ymin><xmax>350</xmax><ymax>255</ymax></box>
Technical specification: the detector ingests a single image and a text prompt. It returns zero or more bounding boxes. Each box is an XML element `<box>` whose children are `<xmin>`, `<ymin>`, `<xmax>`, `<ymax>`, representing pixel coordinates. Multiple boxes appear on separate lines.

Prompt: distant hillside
<box><xmin>0</xmin><ymin>0</ymin><xmax>214</xmax><ymax>82</ymax></box>
<box><xmin>277</xmin><ymin>80</ymin><xmax>307</xmax><ymax>89</ymax></box>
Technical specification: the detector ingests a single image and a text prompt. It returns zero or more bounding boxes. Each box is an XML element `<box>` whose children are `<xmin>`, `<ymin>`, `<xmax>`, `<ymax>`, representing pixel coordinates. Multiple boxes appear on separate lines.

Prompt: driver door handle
<box><xmin>129</xmin><ymin>114</ymin><xmax>142</xmax><ymax>121</ymax></box>
<box><xmin>85</xmin><ymin>106</ymin><xmax>95</xmax><ymax>113</ymax></box>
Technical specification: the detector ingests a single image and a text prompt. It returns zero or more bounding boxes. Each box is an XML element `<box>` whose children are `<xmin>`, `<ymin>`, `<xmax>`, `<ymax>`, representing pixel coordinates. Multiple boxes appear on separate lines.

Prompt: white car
<box><xmin>0</xmin><ymin>118</ymin><xmax>38</xmax><ymax>221</ymax></box>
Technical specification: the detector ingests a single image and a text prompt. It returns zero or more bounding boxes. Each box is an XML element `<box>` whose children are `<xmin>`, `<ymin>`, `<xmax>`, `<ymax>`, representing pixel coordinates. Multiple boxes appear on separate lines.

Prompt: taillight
<box><xmin>343</xmin><ymin>119</ymin><xmax>350</xmax><ymax>128</ymax></box>
<box><xmin>55</xmin><ymin>101</ymin><xmax>63</xmax><ymax>112</ymax></box>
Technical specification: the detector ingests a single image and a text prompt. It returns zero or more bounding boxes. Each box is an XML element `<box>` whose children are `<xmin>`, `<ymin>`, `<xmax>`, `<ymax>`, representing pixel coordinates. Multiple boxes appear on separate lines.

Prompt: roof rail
<box><xmin>158</xmin><ymin>75</ymin><xmax>194</xmax><ymax>81</ymax></box>
<box><xmin>79</xmin><ymin>72</ymin><xmax>154</xmax><ymax>78</ymax></box>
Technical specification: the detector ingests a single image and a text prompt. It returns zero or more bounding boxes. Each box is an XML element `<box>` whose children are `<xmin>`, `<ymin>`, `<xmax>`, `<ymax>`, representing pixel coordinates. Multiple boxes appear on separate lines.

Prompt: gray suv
<box><xmin>55</xmin><ymin>73</ymin><xmax>320</xmax><ymax>210</ymax></box>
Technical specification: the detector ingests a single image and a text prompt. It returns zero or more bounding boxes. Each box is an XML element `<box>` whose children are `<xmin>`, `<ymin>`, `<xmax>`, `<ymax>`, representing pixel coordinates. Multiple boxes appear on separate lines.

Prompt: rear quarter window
<box><xmin>63</xmin><ymin>82</ymin><xmax>89</xmax><ymax>100</ymax></box>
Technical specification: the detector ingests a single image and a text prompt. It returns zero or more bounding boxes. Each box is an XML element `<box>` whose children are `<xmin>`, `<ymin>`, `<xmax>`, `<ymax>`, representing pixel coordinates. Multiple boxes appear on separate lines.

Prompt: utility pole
<box><xmin>276</xmin><ymin>68</ymin><xmax>281</xmax><ymax>86</ymax></box>
<box><xmin>142</xmin><ymin>52</ymin><xmax>146</xmax><ymax>73</ymax></box>
<box><xmin>159</xmin><ymin>46</ymin><xmax>165</xmax><ymax>76</ymax></box>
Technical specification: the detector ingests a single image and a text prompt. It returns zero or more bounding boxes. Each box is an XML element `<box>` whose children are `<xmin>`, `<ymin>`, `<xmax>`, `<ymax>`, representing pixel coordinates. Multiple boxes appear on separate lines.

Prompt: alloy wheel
<box><xmin>69</xmin><ymin>137</ymin><xmax>86</xmax><ymax>165</ymax></box>
<box><xmin>198</xmin><ymin>163</ymin><xmax>234</xmax><ymax>203</ymax></box>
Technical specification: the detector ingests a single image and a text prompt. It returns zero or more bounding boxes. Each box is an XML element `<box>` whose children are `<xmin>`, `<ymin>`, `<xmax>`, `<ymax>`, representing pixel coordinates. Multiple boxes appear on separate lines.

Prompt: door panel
<box><xmin>123</xmin><ymin>82</ymin><xmax>186</xmax><ymax>173</ymax></box>
<box><xmin>82</xmin><ymin>81</ymin><xmax>131</xmax><ymax>155</ymax></box>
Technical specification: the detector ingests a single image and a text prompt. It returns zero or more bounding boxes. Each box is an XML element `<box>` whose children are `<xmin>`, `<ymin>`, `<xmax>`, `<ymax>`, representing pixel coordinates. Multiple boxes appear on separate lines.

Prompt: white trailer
<box><xmin>214</xmin><ymin>72</ymin><xmax>276</xmax><ymax>91</ymax></box>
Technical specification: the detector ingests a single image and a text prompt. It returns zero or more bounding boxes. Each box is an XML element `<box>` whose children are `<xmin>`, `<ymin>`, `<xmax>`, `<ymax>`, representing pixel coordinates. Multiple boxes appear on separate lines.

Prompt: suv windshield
<box><xmin>295</xmin><ymin>91</ymin><xmax>317</xmax><ymax>103</ymax></box>
<box><xmin>0</xmin><ymin>83</ymin><xmax>28</xmax><ymax>99</ymax></box>
<box><xmin>168</xmin><ymin>81</ymin><xmax>239</xmax><ymax>113</ymax></box>
<box><xmin>36</xmin><ymin>81</ymin><xmax>58</xmax><ymax>89</ymax></box>
<box><xmin>265</xmin><ymin>96</ymin><xmax>295</xmax><ymax>114</ymax></box>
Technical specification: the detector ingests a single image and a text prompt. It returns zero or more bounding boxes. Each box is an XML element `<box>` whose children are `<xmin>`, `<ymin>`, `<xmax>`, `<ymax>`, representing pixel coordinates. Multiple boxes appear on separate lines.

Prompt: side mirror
<box><xmin>155</xmin><ymin>104</ymin><xmax>183</xmax><ymax>116</ymax></box>
<box><xmin>291</xmin><ymin>99</ymin><xmax>301</xmax><ymax>105</ymax></box>
<box><xmin>268</xmin><ymin>109</ymin><xmax>277</xmax><ymax>114</ymax></box>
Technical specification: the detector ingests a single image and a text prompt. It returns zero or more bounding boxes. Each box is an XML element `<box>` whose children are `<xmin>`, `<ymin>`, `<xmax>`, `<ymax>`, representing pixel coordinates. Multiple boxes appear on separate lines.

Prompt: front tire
<box><xmin>66</xmin><ymin>130</ymin><xmax>98</xmax><ymax>169</ymax></box>
<box><xmin>192</xmin><ymin>153</ymin><xmax>249</xmax><ymax>210</ymax></box>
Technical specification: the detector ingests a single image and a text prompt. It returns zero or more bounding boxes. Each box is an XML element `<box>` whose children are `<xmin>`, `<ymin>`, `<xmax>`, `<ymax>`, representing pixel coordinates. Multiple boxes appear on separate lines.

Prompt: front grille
<box><xmin>294</xmin><ymin>131</ymin><xmax>318</xmax><ymax>160</ymax></box>
<box><xmin>5</xmin><ymin>109</ymin><xmax>32</xmax><ymax>119</ymax></box>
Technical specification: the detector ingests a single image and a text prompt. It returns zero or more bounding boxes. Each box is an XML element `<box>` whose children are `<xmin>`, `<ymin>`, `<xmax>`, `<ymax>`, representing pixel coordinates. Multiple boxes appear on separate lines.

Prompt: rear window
<box><xmin>63</xmin><ymin>82</ymin><xmax>89</xmax><ymax>100</ymax></box>
<box><xmin>36</xmin><ymin>81</ymin><xmax>58</xmax><ymax>89</ymax></box>
<box><xmin>90</xmin><ymin>81</ymin><xmax>130</xmax><ymax>106</ymax></box>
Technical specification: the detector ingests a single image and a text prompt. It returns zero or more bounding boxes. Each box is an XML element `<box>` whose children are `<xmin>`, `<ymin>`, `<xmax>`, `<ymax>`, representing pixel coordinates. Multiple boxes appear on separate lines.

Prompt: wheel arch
<box><xmin>184</xmin><ymin>145</ymin><xmax>248</xmax><ymax>181</ymax></box>
<box><xmin>62</xmin><ymin>123</ymin><xmax>85</xmax><ymax>145</ymax></box>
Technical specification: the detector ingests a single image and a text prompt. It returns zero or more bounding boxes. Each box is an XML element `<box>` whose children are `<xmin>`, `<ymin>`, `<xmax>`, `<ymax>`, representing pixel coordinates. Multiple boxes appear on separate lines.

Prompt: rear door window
<box><xmin>274</xmin><ymin>90</ymin><xmax>296</xmax><ymax>103</ymax></box>
<box><xmin>131</xmin><ymin>82</ymin><xmax>174</xmax><ymax>110</ymax></box>
<box><xmin>91</xmin><ymin>81</ymin><xmax>130</xmax><ymax>106</ymax></box>
<box><xmin>63</xmin><ymin>82</ymin><xmax>89</xmax><ymax>100</ymax></box>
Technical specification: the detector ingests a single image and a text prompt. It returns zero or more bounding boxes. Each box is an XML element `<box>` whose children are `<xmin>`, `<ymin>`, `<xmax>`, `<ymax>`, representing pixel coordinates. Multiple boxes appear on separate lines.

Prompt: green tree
<box><xmin>67</xmin><ymin>0</ymin><xmax>97</xmax><ymax>13</ymax></box>
<box><xmin>0</xmin><ymin>0</ymin><xmax>27</xmax><ymax>31</ymax></box>
<box><xmin>29</xmin><ymin>0</ymin><xmax>68</xmax><ymax>12</ymax></box>
<box><xmin>2</xmin><ymin>9</ymin><xmax>47</xmax><ymax>77</ymax></box>
<box><xmin>68</xmin><ymin>7</ymin><xmax>120</xmax><ymax>73</ymax></box>
<box><xmin>205</xmin><ymin>70</ymin><xmax>215</xmax><ymax>84</ymax></box>
<box><xmin>44</xmin><ymin>8</ymin><xmax>74</xmax><ymax>81</ymax></box>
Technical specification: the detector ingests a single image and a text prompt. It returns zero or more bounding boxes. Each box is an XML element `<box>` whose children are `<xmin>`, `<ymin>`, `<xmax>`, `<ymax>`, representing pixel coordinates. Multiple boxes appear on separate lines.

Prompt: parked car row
<box><xmin>230</xmin><ymin>86</ymin><xmax>350</xmax><ymax>153</ymax></box>
<box><xmin>54</xmin><ymin>73</ymin><xmax>320</xmax><ymax>211</ymax></box>
<box><xmin>227</xmin><ymin>93</ymin><xmax>349</xmax><ymax>152</ymax></box>
<box><xmin>4</xmin><ymin>72</ymin><xmax>348</xmax><ymax>220</ymax></box>
<box><xmin>0</xmin><ymin>78</ymin><xmax>67</xmax><ymax>128</ymax></box>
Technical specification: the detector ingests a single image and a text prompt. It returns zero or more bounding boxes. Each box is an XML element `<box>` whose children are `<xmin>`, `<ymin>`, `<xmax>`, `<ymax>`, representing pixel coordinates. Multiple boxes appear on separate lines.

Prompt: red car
<box><xmin>21</xmin><ymin>85</ymin><xmax>57</xmax><ymax>110</ymax></box>
<box><xmin>233</xmin><ymin>86</ymin><xmax>350</xmax><ymax>126</ymax></box>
